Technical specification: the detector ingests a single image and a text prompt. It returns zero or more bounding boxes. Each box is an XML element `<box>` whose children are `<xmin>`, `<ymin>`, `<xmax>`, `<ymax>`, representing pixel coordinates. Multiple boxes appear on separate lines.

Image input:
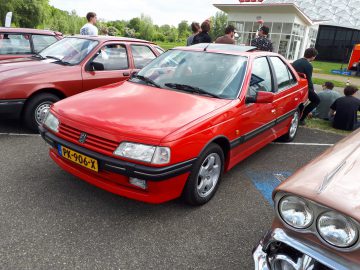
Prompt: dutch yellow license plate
<box><xmin>58</xmin><ymin>145</ymin><xmax>98</xmax><ymax>172</ymax></box>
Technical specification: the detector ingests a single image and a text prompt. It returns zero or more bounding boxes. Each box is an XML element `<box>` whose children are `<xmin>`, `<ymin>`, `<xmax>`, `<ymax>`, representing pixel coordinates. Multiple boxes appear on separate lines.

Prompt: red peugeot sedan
<box><xmin>40</xmin><ymin>43</ymin><xmax>308</xmax><ymax>205</ymax></box>
<box><xmin>0</xmin><ymin>27</ymin><xmax>62</xmax><ymax>61</ymax></box>
<box><xmin>0</xmin><ymin>35</ymin><xmax>162</xmax><ymax>131</ymax></box>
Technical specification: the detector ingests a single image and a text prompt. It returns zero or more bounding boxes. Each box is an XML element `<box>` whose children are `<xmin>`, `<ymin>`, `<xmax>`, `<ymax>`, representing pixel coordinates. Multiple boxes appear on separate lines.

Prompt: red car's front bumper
<box><xmin>40</xmin><ymin>126</ymin><xmax>194</xmax><ymax>204</ymax></box>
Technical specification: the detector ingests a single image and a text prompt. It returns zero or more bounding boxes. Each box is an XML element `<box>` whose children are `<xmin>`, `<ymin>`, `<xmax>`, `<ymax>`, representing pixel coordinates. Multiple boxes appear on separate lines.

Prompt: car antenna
<box><xmin>204</xmin><ymin>43</ymin><xmax>211</xmax><ymax>51</ymax></box>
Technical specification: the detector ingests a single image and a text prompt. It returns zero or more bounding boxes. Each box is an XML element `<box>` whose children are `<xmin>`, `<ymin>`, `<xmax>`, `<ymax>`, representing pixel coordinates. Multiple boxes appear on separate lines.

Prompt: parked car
<box><xmin>0</xmin><ymin>35</ymin><xmax>162</xmax><ymax>131</ymax></box>
<box><xmin>0</xmin><ymin>27</ymin><xmax>62</xmax><ymax>61</ymax></box>
<box><xmin>253</xmin><ymin>130</ymin><xmax>360</xmax><ymax>269</ymax></box>
<box><xmin>40</xmin><ymin>43</ymin><xmax>308</xmax><ymax>205</ymax></box>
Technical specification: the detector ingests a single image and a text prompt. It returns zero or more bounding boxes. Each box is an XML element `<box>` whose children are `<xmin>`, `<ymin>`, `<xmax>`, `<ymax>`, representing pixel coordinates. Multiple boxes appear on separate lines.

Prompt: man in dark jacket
<box><xmin>330</xmin><ymin>85</ymin><xmax>360</xmax><ymax>131</ymax></box>
<box><xmin>192</xmin><ymin>21</ymin><xmax>212</xmax><ymax>45</ymax></box>
<box><xmin>292</xmin><ymin>48</ymin><xmax>320</xmax><ymax>125</ymax></box>
<box><xmin>251</xmin><ymin>25</ymin><xmax>273</xmax><ymax>52</ymax></box>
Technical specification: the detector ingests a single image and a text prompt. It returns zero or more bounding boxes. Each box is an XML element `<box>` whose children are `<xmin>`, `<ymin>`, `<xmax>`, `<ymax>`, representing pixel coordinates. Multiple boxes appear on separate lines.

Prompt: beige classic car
<box><xmin>253</xmin><ymin>129</ymin><xmax>360</xmax><ymax>270</ymax></box>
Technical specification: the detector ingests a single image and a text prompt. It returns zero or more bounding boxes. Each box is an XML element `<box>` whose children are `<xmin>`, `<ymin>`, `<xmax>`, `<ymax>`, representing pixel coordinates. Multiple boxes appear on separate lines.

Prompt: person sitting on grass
<box><xmin>329</xmin><ymin>85</ymin><xmax>360</xmax><ymax>131</ymax></box>
<box><xmin>313</xmin><ymin>81</ymin><xmax>341</xmax><ymax>120</ymax></box>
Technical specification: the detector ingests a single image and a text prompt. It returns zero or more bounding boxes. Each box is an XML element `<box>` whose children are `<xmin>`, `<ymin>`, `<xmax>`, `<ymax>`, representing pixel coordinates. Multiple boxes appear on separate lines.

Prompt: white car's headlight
<box><xmin>317</xmin><ymin>211</ymin><xmax>358</xmax><ymax>248</ymax></box>
<box><xmin>114</xmin><ymin>142</ymin><xmax>170</xmax><ymax>164</ymax></box>
<box><xmin>43</xmin><ymin>112</ymin><xmax>59</xmax><ymax>133</ymax></box>
<box><xmin>279</xmin><ymin>196</ymin><xmax>313</xmax><ymax>229</ymax></box>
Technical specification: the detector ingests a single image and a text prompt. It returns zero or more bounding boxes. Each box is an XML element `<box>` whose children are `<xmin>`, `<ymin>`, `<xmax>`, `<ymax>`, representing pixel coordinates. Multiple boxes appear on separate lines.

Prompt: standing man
<box><xmin>80</xmin><ymin>12</ymin><xmax>98</xmax><ymax>35</ymax></box>
<box><xmin>192</xmin><ymin>21</ymin><xmax>212</xmax><ymax>45</ymax></box>
<box><xmin>215</xmin><ymin>25</ymin><xmax>236</xmax><ymax>45</ymax></box>
<box><xmin>292</xmin><ymin>47</ymin><xmax>320</xmax><ymax>125</ymax></box>
<box><xmin>187</xmin><ymin>22</ymin><xmax>200</xmax><ymax>46</ymax></box>
<box><xmin>251</xmin><ymin>25</ymin><xmax>273</xmax><ymax>51</ymax></box>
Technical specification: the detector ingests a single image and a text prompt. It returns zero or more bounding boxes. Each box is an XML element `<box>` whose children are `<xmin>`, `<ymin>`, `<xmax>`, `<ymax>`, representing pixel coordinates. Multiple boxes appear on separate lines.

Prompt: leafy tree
<box><xmin>210</xmin><ymin>11</ymin><xmax>228</xmax><ymax>40</ymax></box>
<box><xmin>128</xmin><ymin>17</ymin><xmax>141</xmax><ymax>32</ymax></box>
<box><xmin>138</xmin><ymin>14</ymin><xmax>155</xmax><ymax>41</ymax></box>
<box><xmin>178</xmin><ymin>20</ymin><xmax>189</xmax><ymax>40</ymax></box>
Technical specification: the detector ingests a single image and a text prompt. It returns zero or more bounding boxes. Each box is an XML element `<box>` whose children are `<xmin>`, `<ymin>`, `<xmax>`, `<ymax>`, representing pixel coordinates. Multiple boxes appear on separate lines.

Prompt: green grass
<box><xmin>305</xmin><ymin>118</ymin><xmax>351</xmax><ymax>135</ymax></box>
<box><xmin>312</xmin><ymin>61</ymin><xmax>346</xmax><ymax>75</ymax></box>
<box><xmin>313</xmin><ymin>78</ymin><xmax>346</xmax><ymax>88</ymax></box>
<box><xmin>156</xmin><ymin>41</ymin><xmax>185</xmax><ymax>50</ymax></box>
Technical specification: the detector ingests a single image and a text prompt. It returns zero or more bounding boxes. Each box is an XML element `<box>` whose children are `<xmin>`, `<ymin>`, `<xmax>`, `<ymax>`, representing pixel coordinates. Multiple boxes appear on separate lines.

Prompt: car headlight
<box><xmin>317</xmin><ymin>211</ymin><xmax>358</xmax><ymax>248</ymax></box>
<box><xmin>43</xmin><ymin>112</ymin><xmax>59</xmax><ymax>133</ymax></box>
<box><xmin>114</xmin><ymin>142</ymin><xmax>170</xmax><ymax>164</ymax></box>
<box><xmin>279</xmin><ymin>196</ymin><xmax>313</xmax><ymax>229</ymax></box>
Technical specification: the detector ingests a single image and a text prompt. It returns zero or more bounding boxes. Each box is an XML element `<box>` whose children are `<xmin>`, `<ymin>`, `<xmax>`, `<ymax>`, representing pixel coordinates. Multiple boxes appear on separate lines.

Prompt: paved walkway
<box><xmin>313</xmin><ymin>73</ymin><xmax>360</xmax><ymax>86</ymax></box>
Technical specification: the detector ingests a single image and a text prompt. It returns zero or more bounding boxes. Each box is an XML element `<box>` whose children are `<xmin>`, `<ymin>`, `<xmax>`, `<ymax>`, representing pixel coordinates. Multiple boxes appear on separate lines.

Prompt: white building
<box><xmin>214</xmin><ymin>2</ymin><xmax>320</xmax><ymax>60</ymax></box>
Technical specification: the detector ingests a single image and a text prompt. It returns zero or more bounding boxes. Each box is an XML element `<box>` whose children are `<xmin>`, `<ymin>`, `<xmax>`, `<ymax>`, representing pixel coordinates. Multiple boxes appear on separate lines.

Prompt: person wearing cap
<box><xmin>215</xmin><ymin>25</ymin><xmax>236</xmax><ymax>45</ymax></box>
<box><xmin>251</xmin><ymin>25</ymin><xmax>273</xmax><ymax>52</ymax></box>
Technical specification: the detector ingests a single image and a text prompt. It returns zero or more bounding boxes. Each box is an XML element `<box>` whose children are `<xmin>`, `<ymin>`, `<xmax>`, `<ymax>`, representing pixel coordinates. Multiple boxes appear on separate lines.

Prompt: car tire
<box><xmin>23</xmin><ymin>93</ymin><xmax>60</xmax><ymax>132</ymax></box>
<box><xmin>278</xmin><ymin>109</ymin><xmax>300</xmax><ymax>142</ymax></box>
<box><xmin>183</xmin><ymin>143</ymin><xmax>224</xmax><ymax>206</ymax></box>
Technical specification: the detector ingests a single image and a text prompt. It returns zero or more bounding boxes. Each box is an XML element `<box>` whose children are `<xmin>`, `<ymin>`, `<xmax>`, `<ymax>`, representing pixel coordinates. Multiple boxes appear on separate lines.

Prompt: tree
<box><xmin>178</xmin><ymin>20</ymin><xmax>189</xmax><ymax>40</ymax></box>
<box><xmin>138</xmin><ymin>14</ymin><xmax>155</xmax><ymax>41</ymax></box>
<box><xmin>210</xmin><ymin>11</ymin><xmax>228</xmax><ymax>41</ymax></box>
<box><xmin>128</xmin><ymin>17</ymin><xmax>141</xmax><ymax>32</ymax></box>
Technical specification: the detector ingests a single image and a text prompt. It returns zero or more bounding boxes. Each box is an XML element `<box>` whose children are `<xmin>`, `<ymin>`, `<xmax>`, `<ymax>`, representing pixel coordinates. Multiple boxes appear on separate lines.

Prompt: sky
<box><xmin>49</xmin><ymin>0</ymin><xmax>238</xmax><ymax>26</ymax></box>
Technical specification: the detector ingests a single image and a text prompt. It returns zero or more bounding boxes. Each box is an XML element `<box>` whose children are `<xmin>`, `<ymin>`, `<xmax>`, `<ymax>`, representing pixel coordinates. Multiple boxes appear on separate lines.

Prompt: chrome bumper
<box><xmin>253</xmin><ymin>228</ymin><xmax>357</xmax><ymax>270</ymax></box>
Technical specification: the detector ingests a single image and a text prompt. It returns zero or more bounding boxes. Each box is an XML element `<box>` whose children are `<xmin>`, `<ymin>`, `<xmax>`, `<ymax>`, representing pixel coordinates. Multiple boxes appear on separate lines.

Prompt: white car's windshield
<box><xmin>39</xmin><ymin>37</ymin><xmax>98</xmax><ymax>65</ymax></box>
<box><xmin>132</xmin><ymin>49</ymin><xmax>247</xmax><ymax>99</ymax></box>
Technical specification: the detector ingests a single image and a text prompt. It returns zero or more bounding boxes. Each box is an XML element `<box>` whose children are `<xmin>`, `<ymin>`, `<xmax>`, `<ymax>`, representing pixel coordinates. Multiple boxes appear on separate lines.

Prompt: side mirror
<box><xmin>90</xmin><ymin>61</ymin><xmax>105</xmax><ymax>71</ymax></box>
<box><xmin>246</xmin><ymin>91</ymin><xmax>274</xmax><ymax>104</ymax></box>
<box><xmin>256</xmin><ymin>91</ymin><xmax>274</xmax><ymax>103</ymax></box>
<box><xmin>298</xmin><ymin>72</ymin><xmax>307</xmax><ymax>79</ymax></box>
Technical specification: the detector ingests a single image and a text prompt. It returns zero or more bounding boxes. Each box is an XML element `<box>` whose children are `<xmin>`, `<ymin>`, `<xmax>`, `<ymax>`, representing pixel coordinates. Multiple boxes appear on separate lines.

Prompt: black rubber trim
<box><xmin>39</xmin><ymin>125</ymin><xmax>195</xmax><ymax>181</ymax></box>
<box><xmin>230</xmin><ymin>109</ymin><xmax>297</xmax><ymax>149</ymax></box>
<box><xmin>0</xmin><ymin>99</ymin><xmax>26</xmax><ymax>118</ymax></box>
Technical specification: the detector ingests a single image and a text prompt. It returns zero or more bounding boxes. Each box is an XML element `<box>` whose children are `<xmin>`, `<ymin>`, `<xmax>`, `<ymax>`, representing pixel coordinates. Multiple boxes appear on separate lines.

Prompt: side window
<box><xmin>0</xmin><ymin>33</ymin><xmax>31</xmax><ymax>54</ymax></box>
<box><xmin>131</xmin><ymin>45</ymin><xmax>156</xmax><ymax>69</ymax></box>
<box><xmin>32</xmin><ymin>35</ymin><xmax>58</xmax><ymax>53</ymax></box>
<box><xmin>92</xmin><ymin>44</ymin><xmax>129</xmax><ymax>71</ymax></box>
<box><xmin>248</xmin><ymin>57</ymin><xmax>273</xmax><ymax>97</ymax></box>
<box><xmin>269</xmin><ymin>57</ymin><xmax>296</xmax><ymax>91</ymax></box>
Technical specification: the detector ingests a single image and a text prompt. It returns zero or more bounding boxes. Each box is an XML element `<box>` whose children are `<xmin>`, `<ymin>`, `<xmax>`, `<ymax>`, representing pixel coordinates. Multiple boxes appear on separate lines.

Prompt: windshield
<box><xmin>39</xmin><ymin>37</ymin><xmax>98</xmax><ymax>65</ymax></box>
<box><xmin>133</xmin><ymin>50</ymin><xmax>247</xmax><ymax>99</ymax></box>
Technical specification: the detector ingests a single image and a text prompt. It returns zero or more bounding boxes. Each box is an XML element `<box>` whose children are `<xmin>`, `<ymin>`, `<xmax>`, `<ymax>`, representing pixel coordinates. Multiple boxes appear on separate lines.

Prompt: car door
<box><xmin>82</xmin><ymin>42</ymin><xmax>133</xmax><ymax>91</ymax></box>
<box><xmin>268</xmin><ymin>56</ymin><xmax>300</xmax><ymax>133</ymax></box>
<box><xmin>129</xmin><ymin>44</ymin><xmax>158</xmax><ymax>72</ymax></box>
<box><xmin>230</xmin><ymin>56</ymin><xmax>277</xmax><ymax>162</ymax></box>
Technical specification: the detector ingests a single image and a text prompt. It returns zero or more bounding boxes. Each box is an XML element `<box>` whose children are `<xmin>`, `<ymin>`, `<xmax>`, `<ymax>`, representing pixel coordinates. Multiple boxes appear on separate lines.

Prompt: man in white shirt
<box><xmin>80</xmin><ymin>12</ymin><xmax>98</xmax><ymax>35</ymax></box>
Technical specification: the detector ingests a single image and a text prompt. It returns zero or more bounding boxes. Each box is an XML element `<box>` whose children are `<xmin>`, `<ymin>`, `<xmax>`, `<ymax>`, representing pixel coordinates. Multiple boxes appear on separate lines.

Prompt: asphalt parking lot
<box><xmin>0</xmin><ymin>119</ymin><xmax>345</xmax><ymax>269</ymax></box>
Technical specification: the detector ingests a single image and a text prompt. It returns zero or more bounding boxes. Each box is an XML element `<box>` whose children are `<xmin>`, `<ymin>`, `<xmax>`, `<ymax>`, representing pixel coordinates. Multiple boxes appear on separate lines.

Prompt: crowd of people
<box><xmin>79</xmin><ymin>12</ymin><xmax>359</xmax><ymax>131</ymax></box>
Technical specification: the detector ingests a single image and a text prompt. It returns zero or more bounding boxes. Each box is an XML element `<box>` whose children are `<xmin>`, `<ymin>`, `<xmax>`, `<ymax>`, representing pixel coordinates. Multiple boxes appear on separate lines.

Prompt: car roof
<box><xmin>173</xmin><ymin>43</ymin><xmax>279</xmax><ymax>57</ymax></box>
<box><xmin>68</xmin><ymin>35</ymin><xmax>155</xmax><ymax>44</ymax></box>
<box><xmin>0</xmin><ymin>27</ymin><xmax>60</xmax><ymax>35</ymax></box>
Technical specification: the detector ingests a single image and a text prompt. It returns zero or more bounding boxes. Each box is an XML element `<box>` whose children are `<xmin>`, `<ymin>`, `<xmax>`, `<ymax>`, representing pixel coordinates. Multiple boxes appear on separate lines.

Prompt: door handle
<box><xmin>123</xmin><ymin>72</ymin><xmax>130</xmax><ymax>76</ymax></box>
<box><xmin>271</xmin><ymin>109</ymin><xmax>276</xmax><ymax>114</ymax></box>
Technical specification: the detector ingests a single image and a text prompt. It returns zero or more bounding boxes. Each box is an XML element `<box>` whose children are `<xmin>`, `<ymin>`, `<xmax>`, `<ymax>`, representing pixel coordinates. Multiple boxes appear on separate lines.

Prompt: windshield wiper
<box><xmin>164</xmin><ymin>83</ymin><xmax>220</xmax><ymax>98</ymax></box>
<box><xmin>32</xmin><ymin>53</ymin><xmax>46</xmax><ymax>60</ymax></box>
<box><xmin>45</xmin><ymin>55</ymin><xmax>72</xmax><ymax>65</ymax></box>
<box><xmin>131</xmin><ymin>74</ymin><xmax>161</xmax><ymax>88</ymax></box>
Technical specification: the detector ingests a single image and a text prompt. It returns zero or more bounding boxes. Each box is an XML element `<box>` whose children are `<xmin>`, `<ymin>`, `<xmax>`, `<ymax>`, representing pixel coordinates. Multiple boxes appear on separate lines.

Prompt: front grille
<box><xmin>58</xmin><ymin>123</ymin><xmax>118</xmax><ymax>155</ymax></box>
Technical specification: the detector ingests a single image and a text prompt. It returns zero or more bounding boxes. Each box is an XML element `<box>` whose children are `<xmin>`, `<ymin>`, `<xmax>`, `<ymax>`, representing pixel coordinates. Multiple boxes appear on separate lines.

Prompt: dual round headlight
<box><xmin>279</xmin><ymin>196</ymin><xmax>359</xmax><ymax>248</ymax></box>
<box><xmin>317</xmin><ymin>211</ymin><xmax>358</xmax><ymax>248</ymax></box>
<box><xmin>279</xmin><ymin>196</ymin><xmax>313</xmax><ymax>229</ymax></box>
